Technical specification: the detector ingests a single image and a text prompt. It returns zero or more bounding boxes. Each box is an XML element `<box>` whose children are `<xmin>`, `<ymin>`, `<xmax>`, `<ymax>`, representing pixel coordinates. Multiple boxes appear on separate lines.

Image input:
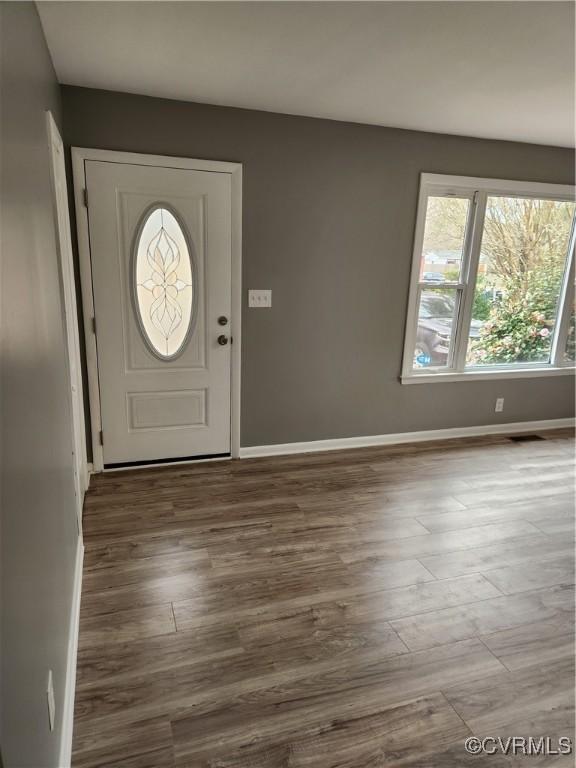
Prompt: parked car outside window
<box><xmin>414</xmin><ymin>291</ymin><xmax>481</xmax><ymax>366</ymax></box>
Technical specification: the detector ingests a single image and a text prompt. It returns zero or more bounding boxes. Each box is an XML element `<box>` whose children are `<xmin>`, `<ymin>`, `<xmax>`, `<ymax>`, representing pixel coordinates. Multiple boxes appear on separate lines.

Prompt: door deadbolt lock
<box><xmin>217</xmin><ymin>335</ymin><xmax>229</xmax><ymax>346</ymax></box>
<box><xmin>218</xmin><ymin>316</ymin><xmax>228</xmax><ymax>326</ymax></box>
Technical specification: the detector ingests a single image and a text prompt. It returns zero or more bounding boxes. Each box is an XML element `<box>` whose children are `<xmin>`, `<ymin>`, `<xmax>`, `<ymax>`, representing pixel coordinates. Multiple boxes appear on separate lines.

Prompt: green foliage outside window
<box><xmin>468</xmin><ymin>256</ymin><xmax>565</xmax><ymax>364</ymax></box>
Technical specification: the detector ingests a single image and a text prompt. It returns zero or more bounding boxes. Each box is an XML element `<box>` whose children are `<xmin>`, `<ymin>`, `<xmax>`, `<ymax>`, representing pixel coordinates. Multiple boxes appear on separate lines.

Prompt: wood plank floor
<box><xmin>73</xmin><ymin>430</ymin><xmax>575</xmax><ymax>767</ymax></box>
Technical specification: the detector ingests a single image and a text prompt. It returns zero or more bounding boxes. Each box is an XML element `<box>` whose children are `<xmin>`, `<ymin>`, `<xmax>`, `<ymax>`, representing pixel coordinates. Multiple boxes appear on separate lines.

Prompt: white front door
<box><xmin>85</xmin><ymin>159</ymin><xmax>232</xmax><ymax>465</ymax></box>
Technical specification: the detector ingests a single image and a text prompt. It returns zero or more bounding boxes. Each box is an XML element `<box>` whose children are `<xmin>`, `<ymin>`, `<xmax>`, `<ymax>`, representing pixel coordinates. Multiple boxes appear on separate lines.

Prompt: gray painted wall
<box><xmin>61</xmin><ymin>87</ymin><xmax>575</xmax><ymax>449</ymax></box>
<box><xmin>1</xmin><ymin>4</ymin><xmax>79</xmax><ymax>766</ymax></box>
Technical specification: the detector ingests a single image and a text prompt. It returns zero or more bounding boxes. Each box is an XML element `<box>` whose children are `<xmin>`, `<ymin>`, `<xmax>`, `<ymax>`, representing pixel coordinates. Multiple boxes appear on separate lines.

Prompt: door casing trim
<box><xmin>72</xmin><ymin>147</ymin><xmax>243</xmax><ymax>470</ymax></box>
<box><xmin>47</xmin><ymin>114</ymin><xmax>90</xmax><ymax>521</ymax></box>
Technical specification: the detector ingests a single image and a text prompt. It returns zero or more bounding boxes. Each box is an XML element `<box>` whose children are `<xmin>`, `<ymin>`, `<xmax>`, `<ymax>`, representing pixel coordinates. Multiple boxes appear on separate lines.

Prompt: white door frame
<box><xmin>46</xmin><ymin>113</ymin><xmax>89</xmax><ymax>528</ymax></box>
<box><xmin>71</xmin><ymin>147</ymin><xmax>242</xmax><ymax>471</ymax></box>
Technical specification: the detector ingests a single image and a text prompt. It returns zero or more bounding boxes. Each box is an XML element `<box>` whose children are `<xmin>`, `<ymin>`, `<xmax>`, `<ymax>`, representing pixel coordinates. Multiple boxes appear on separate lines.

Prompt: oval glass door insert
<box><xmin>133</xmin><ymin>205</ymin><xmax>195</xmax><ymax>359</ymax></box>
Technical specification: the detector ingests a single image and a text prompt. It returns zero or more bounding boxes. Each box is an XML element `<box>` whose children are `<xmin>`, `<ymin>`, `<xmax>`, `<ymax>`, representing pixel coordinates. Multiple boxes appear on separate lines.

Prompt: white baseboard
<box><xmin>58</xmin><ymin>536</ymin><xmax>84</xmax><ymax>768</ymax></box>
<box><xmin>239</xmin><ymin>418</ymin><xmax>575</xmax><ymax>459</ymax></box>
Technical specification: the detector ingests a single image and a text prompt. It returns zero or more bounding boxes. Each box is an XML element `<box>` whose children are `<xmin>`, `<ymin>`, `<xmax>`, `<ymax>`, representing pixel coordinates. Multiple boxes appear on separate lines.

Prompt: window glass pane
<box><xmin>420</xmin><ymin>196</ymin><xmax>470</xmax><ymax>283</ymax></box>
<box><xmin>134</xmin><ymin>206</ymin><xmax>195</xmax><ymax>359</ymax></box>
<box><xmin>467</xmin><ymin>197</ymin><xmax>575</xmax><ymax>367</ymax></box>
<box><xmin>413</xmin><ymin>288</ymin><xmax>459</xmax><ymax>369</ymax></box>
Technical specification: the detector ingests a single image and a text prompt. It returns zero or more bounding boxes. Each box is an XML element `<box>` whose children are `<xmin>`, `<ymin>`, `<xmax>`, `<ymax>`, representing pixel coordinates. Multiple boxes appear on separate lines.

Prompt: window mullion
<box><xmin>453</xmin><ymin>191</ymin><xmax>487</xmax><ymax>372</ymax></box>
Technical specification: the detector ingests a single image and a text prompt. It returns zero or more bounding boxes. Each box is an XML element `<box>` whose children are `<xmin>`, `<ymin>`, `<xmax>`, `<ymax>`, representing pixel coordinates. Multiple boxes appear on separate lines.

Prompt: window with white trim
<box><xmin>402</xmin><ymin>174</ymin><xmax>576</xmax><ymax>382</ymax></box>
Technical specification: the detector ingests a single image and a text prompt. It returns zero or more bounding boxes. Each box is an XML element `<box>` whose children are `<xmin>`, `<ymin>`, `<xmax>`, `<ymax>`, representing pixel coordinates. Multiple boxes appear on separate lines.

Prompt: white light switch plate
<box><xmin>249</xmin><ymin>289</ymin><xmax>272</xmax><ymax>308</ymax></box>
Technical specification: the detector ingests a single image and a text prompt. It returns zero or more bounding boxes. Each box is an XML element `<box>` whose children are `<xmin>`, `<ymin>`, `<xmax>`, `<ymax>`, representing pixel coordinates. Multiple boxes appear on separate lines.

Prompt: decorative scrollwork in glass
<box><xmin>133</xmin><ymin>206</ymin><xmax>195</xmax><ymax>359</ymax></box>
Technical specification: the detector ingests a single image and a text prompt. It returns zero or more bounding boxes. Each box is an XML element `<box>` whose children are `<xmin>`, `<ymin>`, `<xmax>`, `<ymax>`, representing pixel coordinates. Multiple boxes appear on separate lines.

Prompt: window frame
<box><xmin>401</xmin><ymin>173</ymin><xmax>576</xmax><ymax>384</ymax></box>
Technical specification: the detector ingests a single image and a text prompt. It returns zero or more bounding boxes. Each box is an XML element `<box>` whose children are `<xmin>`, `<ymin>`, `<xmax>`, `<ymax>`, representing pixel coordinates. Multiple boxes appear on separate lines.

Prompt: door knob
<box><xmin>217</xmin><ymin>335</ymin><xmax>229</xmax><ymax>346</ymax></box>
<box><xmin>218</xmin><ymin>316</ymin><xmax>228</xmax><ymax>326</ymax></box>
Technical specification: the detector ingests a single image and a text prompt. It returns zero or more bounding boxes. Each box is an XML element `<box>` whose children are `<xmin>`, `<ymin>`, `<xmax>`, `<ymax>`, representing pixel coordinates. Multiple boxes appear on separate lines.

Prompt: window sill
<box><xmin>401</xmin><ymin>366</ymin><xmax>575</xmax><ymax>384</ymax></box>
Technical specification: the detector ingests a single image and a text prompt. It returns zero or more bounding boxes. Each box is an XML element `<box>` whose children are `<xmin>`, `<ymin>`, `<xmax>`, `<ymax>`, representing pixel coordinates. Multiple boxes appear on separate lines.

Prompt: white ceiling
<box><xmin>38</xmin><ymin>1</ymin><xmax>575</xmax><ymax>147</ymax></box>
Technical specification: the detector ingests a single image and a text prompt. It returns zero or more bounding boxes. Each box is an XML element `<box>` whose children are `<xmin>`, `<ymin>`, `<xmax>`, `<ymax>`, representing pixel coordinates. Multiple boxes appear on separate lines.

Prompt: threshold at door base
<box><xmin>103</xmin><ymin>453</ymin><xmax>231</xmax><ymax>472</ymax></box>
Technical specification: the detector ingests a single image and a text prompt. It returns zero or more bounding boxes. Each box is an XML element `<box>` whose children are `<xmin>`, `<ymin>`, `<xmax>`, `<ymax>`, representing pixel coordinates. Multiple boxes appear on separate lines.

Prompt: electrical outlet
<box><xmin>495</xmin><ymin>397</ymin><xmax>505</xmax><ymax>413</ymax></box>
<box><xmin>47</xmin><ymin>670</ymin><xmax>55</xmax><ymax>731</ymax></box>
<box><xmin>248</xmin><ymin>289</ymin><xmax>272</xmax><ymax>308</ymax></box>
